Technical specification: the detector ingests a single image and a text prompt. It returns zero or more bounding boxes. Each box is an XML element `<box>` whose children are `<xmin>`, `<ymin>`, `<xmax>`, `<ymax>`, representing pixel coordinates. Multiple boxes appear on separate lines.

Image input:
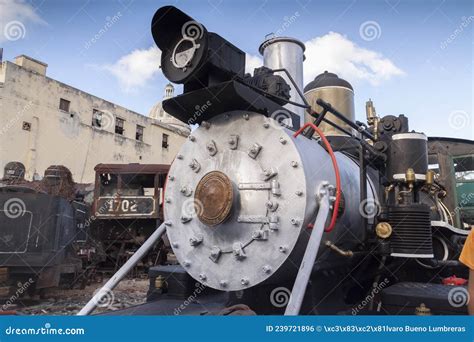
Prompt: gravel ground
<box><xmin>4</xmin><ymin>278</ymin><xmax>149</xmax><ymax>316</ymax></box>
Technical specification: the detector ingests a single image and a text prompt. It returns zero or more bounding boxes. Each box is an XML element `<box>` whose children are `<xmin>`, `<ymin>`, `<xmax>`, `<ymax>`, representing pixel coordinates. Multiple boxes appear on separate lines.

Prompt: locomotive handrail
<box><xmin>77</xmin><ymin>221</ymin><xmax>167</xmax><ymax>316</ymax></box>
<box><xmin>285</xmin><ymin>186</ymin><xmax>331</xmax><ymax>315</ymax></box>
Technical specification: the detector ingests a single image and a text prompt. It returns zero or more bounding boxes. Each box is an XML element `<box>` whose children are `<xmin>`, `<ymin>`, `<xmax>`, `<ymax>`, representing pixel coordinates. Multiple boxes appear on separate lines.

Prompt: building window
<box><xmin>136</xmin><ymin>125</ymin><xmax>144</xmax><ymax>142</ymax></box>
<box><xmin>59</xmin><ymin>98</ymin><xmax>70</xmax><ymax>112</ymax></box>
<box><xmin>92</xmin><ymin>109</ymin><xmax>103</xmax><ymax>128</ymax></box>
<box><xmin>115</xmin><ymin>118</ymin><xmax>124</xmax><ymax>135</ymax></box>
<box><xmin>162</xmin><ymin>133</ymin><xmax>169</xmax><ymax>149</ymax></box>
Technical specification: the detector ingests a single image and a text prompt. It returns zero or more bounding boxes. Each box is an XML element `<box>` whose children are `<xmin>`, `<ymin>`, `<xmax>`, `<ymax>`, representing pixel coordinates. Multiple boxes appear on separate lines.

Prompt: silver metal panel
<box><xmin>164</xmin><ymin>111</ymin><xmax>375</xmax><ymax>291</ymax></box>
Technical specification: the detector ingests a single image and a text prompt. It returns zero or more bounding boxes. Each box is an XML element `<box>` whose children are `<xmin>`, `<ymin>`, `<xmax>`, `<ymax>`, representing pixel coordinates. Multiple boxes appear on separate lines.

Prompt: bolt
<box><xmin>199</xmin><ymin>274</ymin><xmax>207</xmax><ymax>281</ymax></box>
<box><xmin>201</xmin><ymin>121</ymin><xmax>211</xmax><ymax>129</ymax></box>
<box><xmin>291</xmin><ymin>161</ymin><xmax>298</xmax><ymax>168</ymax></box>
<box><xmin>263</xmin><ymin>123</ymin><xmax>269</xmax><ymax>128</ymax></box>
<box><xmin>279</xmin><ymin>137</ymin><xmax>287</xmax><ymax>145</ymax></box>
<box><xmin>262</xmin><ymin>265</ymin><xmax>272</xmax><ymax>274</ymax></box>
<box><xmin>183</xmin><ymin>260</ymin><xmax>191</xmax><ymax>267</ymax></box>
<box><xmin>295</xmin><ymin>190</ymin><xmax>303</xmax><ymax>196</ymax></box>
<box><xmin>241</xmin><ymin>278</ymin><xmax>249</xmax><ymax>286</ymax></box>
<box><xmin>189</xmin><ymin>135</ymin><xmax>196</xmax><ymax>142</ymax></box>
<box><xmin>220</xmin><ymin>280</ymin><xmax>228</xmax><ymax>288</ymax></box>
<box><xmin>165</xmin><ymin>197</ymin><xmax>171</xmax><ymax>203</ymax></box>
<box><xmin>164</xmin><ymin>221</ymin><xmax>172</xmax><ymax>226</ymax></box>
<box><xmin>291</xmin><ymin>218</ymin><xmax>300</xmax><ymax>226</ymax></box>
<box><xmin>168</xmin><ymin>175</ymin><xmax>175</xmax><ymax>181</ymax></box>
<box><xmin>181</xmin><ymin>216</ymin><xmax>192</xmax><ymax>223</ymax></box>
<box><xmin>243</xmin><ymin>114</ymin><xmax>249</xmax><ymax>120</ymax></box>
<box><xmin>172</xmin><ymin>242</ymin><xmax>179</xmax><ymax>248</ymax></box>
<box><xmin>177</xmin><ymin>154</ymin><xmax>183</xmax><ymax>160</ymax></box>
<box><xmin>279</xmin><ymin>245</ymin><xmax>288</xmax><ymax>253</ymax></box>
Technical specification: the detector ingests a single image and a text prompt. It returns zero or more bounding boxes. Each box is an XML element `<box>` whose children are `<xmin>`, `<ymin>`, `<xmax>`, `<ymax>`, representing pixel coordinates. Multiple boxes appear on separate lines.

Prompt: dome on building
<box><xmin>148</xmin><ymin>83</ymin><xmax>191</xmax><ymax>134</ymax></box>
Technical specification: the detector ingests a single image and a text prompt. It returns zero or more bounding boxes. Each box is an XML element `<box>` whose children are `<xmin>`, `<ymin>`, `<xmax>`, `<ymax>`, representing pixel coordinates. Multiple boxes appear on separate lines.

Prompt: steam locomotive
<box><xmin>105</xmin><ymin>6</ymin><xmax>473</xmax><ymax>316</ymax></box>
<box><xmin>0</xmin><ymin>163</ymin><xmax>88</xmax><ymax>296</ymax></box>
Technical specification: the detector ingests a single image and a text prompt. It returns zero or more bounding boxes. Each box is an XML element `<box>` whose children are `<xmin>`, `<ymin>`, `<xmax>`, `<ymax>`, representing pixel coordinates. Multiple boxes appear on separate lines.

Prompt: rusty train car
<box><xmin>0</xmin><ymin>163</ymin><xmax>89</xmax><ymax>296</ymax></box>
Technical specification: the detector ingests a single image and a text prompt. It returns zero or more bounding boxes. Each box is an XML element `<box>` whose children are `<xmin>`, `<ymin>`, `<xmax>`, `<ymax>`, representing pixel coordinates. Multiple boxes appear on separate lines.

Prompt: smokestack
<box><xmin>259</xmin><ymin>35</ymin><xmax>305</xmax><ymax>127</ymax></box>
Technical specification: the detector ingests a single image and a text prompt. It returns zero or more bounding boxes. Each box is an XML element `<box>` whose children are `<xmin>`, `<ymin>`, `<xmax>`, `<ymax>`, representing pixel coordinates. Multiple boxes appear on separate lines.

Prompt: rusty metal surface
<box><xmin>94</xmin><ymin>163</ymin><xmax>170</xmax><ymax>174</ymax></box>
<box><xmin>195</xmin><ymin>170</ymin><xmax>233</xmax><ymax>226</ymax></box>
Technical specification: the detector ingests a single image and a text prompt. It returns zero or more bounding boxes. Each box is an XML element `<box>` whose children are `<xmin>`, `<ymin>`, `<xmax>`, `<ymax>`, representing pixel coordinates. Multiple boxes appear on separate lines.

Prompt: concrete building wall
<box><xmin>0</xmin><ymin>57</ymin><xmax>187</xmax><ymax>183</ymax></box>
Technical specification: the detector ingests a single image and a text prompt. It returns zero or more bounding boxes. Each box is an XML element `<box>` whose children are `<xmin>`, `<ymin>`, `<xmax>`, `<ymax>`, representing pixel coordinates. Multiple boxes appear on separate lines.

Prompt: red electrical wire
<box><xmin>293</xmin><ymin>122</ymin><xmax>341</xmax><ymax>233</ymax></box>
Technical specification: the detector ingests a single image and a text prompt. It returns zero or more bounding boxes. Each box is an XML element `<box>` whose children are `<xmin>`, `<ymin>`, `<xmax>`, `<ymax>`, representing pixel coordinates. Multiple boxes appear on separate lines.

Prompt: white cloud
<box><xmin>0</xmin><ymin>0</ymin><xmax>47</xmax><ymax>42</ymax></box>
<box><xmin>304</xmin><ymin>32</ymin><xmax>404</xmax><ymax>86</ymax></box>
<box><xmin>245</xmin><ymin>53</ymin><xmax>262</xmax><ymax>74</ymax></box>
<box><xmin>102</xmin><ymin>46</ymin><xmax>161</xmax><ymax>93</ymax></box>
<box><xmin>104</xmin><ymin>32</ymin><xmax>403</xmax><ymax>92</ymax></box>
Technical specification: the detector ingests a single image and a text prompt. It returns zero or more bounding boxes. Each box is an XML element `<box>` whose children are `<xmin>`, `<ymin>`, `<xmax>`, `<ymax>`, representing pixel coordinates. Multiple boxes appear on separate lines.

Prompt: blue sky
<box><xmin>1</xmin><ymin>0</ymin><xmax>472</xmax><ymax>139</ymax></box>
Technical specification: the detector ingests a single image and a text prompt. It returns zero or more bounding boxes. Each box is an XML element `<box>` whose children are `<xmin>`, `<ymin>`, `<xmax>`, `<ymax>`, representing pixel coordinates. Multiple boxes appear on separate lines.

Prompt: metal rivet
<box><xmin>241</xmin><ymin>278</ymin><xmax>249</xmax><ymax>286</ymax></box>
<box><xmin>189</xmin><ymin>135</ymin><xmax>196</xmax><ymax>142</ymax></box>
<box><xmin>291</xmin><ymin>218</ymin><xmax>300</xmax><ymax>226</ymax></box>
<box><xmin>168</xmin><ymin>175</ymin><xmax>174</xmax><ymax>181</ymax></box>
<box><xmin>243</xmin><ymin>114</ymin><xmax>249</xmax><ymax>120</ymax></box>
<box><xmin>165</xmin><ymin>197</ymin><xmax>171</xmax><ymax>203</ymax></box>
<box><xmin>199</xmin><ymin>274</ymin><xmax>207</xmax><ymax>281</ymax></box>
<box><xmin>262</xmin><ymin>265</ymin><xmax>272</xmax><ymax>274</ymax></box>
<box><xmin>263</xmin><ymin>123</ymin><xmax>269</xmax><ymax>128</ymax></box>
<box><xmin>202</xmin><ymin>121</ymin><xmax>211</xmax><ymax>129</ymax></box>
<box><xmin>183</xmin><ymin>260</ymin><xmax>191</xmax><ymax>267</ymax></box>
<box><xmin>279</xmin><ymin>137</ymin><xmax>287</xmax><ymax>145</ymax></box>
<box><xmin>172</xmin><ymin>242</ymin><xmax>179</xmax><ymax>248</ymax></box>
<box><xmin>177</xmin><ymin>154</ymin><xmax>183</xmax><ymax>160</ymax></box>
<box><xmin>181</xmin><ymin>216</ymin><xmax>192</xmax><ymax>223</ymax></box>
<box><xmin>295</xmin><ymin>190</ymin><xmax>303</xmax><ymax>196</ymax></box>
<box><xmin>220</xmin><ymin>280</ymin><xmax>228</xmax><ymax>288</ymax></box>
<box><xmin>279</xmin><ymin>245</ymin><xmax>288</xmax><ymax>253</ymax></box>
<box><xmin>291</xmin><ymin>161</ymin><xmax>298</xmax><ymax>168</ymax></box>
<box><xmin>164</xmin><ymin>221</ymin><xmax>172</xmax><ymax>226</ymax></box>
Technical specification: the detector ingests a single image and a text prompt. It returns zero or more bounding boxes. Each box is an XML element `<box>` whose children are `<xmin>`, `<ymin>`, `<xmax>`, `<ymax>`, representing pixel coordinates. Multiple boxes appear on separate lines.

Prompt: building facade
<box><xmin>0</xmin><ymin>55</ymin><xmax>188</xmax><ymax>184</ymax></box>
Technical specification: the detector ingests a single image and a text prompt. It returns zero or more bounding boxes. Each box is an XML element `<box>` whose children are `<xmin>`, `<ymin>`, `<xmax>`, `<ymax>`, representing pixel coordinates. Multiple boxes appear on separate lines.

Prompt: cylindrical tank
<box><xmin>259</xmin><ymin>36</ymin><xmax>305</xmax><ymax>127</ymax></box>
<box><xmin>386</xmin><ymin>132</ymin><xmax>428</xmax><ymax>182</ymax></box>
<box><xmin>304</xmin><ymin>71</ymin><xmax>355</xmax><ymax>137</ymax></box>
<box><xmin>164</xmin><ymin>110</ymin><xmax>376</xmax><ymax>291</ymax></box>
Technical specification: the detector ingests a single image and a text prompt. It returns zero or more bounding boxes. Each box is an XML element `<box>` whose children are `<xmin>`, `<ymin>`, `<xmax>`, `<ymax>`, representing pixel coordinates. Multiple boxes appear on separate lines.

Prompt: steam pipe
<box><xmin>316</xmin><ymin>99</ymin><xmax>374</xmax><ymax>141</ymax></box>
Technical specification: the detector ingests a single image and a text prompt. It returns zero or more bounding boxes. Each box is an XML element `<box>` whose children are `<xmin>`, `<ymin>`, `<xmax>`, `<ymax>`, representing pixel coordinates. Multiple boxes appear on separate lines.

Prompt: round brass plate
<box><xmin>195</xmin><ymin>171</ymin><xmax>233</xmax><ymax>226</ymax></box>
